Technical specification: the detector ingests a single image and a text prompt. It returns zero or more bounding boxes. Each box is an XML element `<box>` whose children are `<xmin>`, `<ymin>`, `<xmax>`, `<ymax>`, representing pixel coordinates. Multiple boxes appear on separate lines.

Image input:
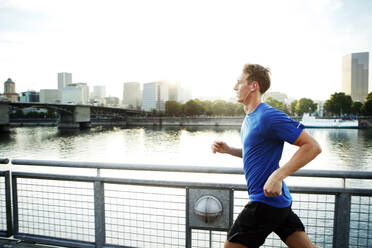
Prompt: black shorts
<box><xmin>227</xmin><ymin>201</ymin><xmax>305</xmax><ymax>248</ymax></box>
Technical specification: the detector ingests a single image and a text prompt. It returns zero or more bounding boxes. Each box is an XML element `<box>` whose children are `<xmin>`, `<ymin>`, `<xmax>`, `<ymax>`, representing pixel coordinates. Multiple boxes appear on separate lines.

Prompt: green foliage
<box><xmin>184</xmin><ymin>100</ymin><xmax>204</xmax><ymax>116</ymax></box>
<box><xmin>290</xmin><ymin>100</ymin><xmax>297</xmax><ymax>116</ymax></box>
<box><xmin>165</xmin><ymin>101</ymin><xmax>183</xmax><ymax>116</ymax></box>
<box><xmin>324</xmin><ymin>92</ymin><xmax>352</xmax><ymax>116</ymax></box>
<box><xmin>46</xmin><ymin>109</ymin><xmax>56</xmax><ymax>118</ymax></box>
<box><xmin>163</xmin><ymin>99</ymin><xmax>245</xmax><ymax>116</ymax></box>
<box><xmin>211</xmin><ymin>100</ymin><xmax>228</xmax><ymax>116</ymax></box>
<box><xmin>295</xmin><ymin>98</ymin><xmax>317</xmax><ymax>116</ymax></box>
<box><xmin>264</xmin><ymin>97</ymin><xmax>283</xmax><ymax>112</ymax></box>
<box><xmin>26</xmin><ymin>111</ymin><xmax>45</xmax><ymax>118</ymax></box>
<box><xmin>14</xmin><ymin>109</ymin><xmax>24</xmax><ymax>118</ymax></box>
<box><xmin>361</xmin><ymin>92</ymin><xmax>372</xmax><ymax>116</ymax></box>
<box><xmin>351</xmin><ymin>102</ymin><xmax>363</xmax><ymax>115</ymax></box>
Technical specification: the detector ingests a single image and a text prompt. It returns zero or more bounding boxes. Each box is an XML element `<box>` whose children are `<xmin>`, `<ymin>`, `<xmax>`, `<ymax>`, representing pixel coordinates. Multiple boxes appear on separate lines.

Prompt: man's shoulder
<box><xmin>259</xmin><ymin>103</ymin><xmax>284</xmax><ymax>117</ymax></box>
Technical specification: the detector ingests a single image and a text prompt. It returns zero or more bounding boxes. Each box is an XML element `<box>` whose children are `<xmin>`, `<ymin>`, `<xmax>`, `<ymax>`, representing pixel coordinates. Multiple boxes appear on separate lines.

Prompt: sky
<box><xmin>0</xmin><ymin>0</ymin><xmax>372</xmax><ymax>101</ymax></box>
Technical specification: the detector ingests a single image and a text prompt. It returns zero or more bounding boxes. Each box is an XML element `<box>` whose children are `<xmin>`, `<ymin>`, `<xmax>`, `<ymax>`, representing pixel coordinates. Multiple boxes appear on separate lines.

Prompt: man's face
<box><xmin>234</xmin><ymin>73</ymin><xmax>251</xmax><ymax>103</ymax></box>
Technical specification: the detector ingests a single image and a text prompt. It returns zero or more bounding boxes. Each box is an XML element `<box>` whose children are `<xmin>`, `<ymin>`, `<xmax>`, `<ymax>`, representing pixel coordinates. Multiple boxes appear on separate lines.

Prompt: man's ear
<box><xmin>251</xmin><ymin>81</ymin><xmax>258</xmax><ymax>91</ymax></box>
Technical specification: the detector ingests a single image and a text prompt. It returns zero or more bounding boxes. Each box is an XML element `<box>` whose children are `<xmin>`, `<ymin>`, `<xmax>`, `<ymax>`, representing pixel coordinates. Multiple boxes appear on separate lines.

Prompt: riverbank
<box><xmin>127</xmin><ymin>116</ymin><xmax>247</xmax><ymax>126</ymax></box>
<box><xmin>8</xmin><ymin>116</ymin><xmax>372</xmax><ymax>128</ymax></box>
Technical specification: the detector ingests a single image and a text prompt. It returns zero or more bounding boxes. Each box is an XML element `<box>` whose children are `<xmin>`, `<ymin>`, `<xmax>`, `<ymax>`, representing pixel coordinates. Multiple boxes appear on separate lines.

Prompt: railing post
<box><xmin>186</xmin><ymin>187</ymin><xmax>191</xmax><ymax>248</ymax></box>
<box><xmin>94</xmin><ymin>181</ymin><xmax>105</xmax><ymax>248</ymax></box>
<box><xmin>4</xmin><ymin>171</ymin><xmax>13</xmax><ymax>237</ymax></box>
<box><xmin>11</xmin><ymin>175</ymin><xmax>19</xmax><ymax>236</ymax></box>
<box><xmin>333</xmin><ymin>192</ymin><xmax>351</xmax><ymax>247</ymax></box>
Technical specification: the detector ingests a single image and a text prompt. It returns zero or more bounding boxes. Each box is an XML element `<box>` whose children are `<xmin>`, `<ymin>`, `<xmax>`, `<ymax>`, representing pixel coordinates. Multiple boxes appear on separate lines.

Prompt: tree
<box><xmin>361</xmin><ymin>92</ymin><xmax>372</xmax><ymax>116</ymax></box>
<box><xmin>13</xmin><ymin>109</ymin><xmax>24</xmax><ymax>118</ymax></box>
<box><xmin>184</xmin><ymin>100</ymin><xmax>203</xmax><ymax>116</ymax></box>
<box><xmin>211</xmin><ymin>100</ymin><xmax>227</xmax><ymax>116</ymax></box>
<box><xmin>265</xmin><ymin>97</ymin><xmax>284</xmax><ymax>111</ymax></box>
<box><xmin>199</xmin><ymin>100</ymin><xmax>213</xmax><ymax>116</ymax></box>
<box><xmin>234</xmin><ymin>104</ymin><xmax>245</xmax><ymax>115</ymax></box>
<box><xmin>165</xmin><ymin>101</ymin><xmax>183</xmax><ymax>116</ymax></box>
<box><xmin>225</xmin><ymin>102</ymin><xmax>237</xmax><ymax>116</ymax></box>
<box><xmin>324</xmin><ymin>92</ymin><xmax>352</xmax><ymax>116</ymax></box>
<box><xmin>295</xmin><ymin>98</ymin><xmax>317</xmax><ymax>116</ymax></box>
<box><xmin>47</xmin><ymin>108</ymin><xmax>56</xmax><ymax>118</ymax></box>
<box><xmin>290</xmin><ymin>100</ymin><xmax>297</xmax><ymax>116</ymax></box>
<box><xmin>264</xmin><ymin>97</ymin><xmax>290</xmax><ymax>114</ymax></box>
<box><xmin>351</xmin><ymin>102</ymin><xmax>363</xmax><ymax>115</ymax></box>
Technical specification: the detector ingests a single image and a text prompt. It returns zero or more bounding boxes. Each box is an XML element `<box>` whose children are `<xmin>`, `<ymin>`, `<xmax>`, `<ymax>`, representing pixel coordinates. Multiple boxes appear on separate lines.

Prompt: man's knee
<box><xmin>285</xmin><ymin>231</ymin><xmax>318</xmax><ymax>248</ymax></box>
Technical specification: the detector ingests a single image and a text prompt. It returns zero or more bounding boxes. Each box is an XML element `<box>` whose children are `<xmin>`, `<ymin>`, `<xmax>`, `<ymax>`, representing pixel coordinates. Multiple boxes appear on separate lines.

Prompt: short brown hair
<box><xmin>242</xmin><ymin>64</ymin><xmax>271</xmax><ymax>94</ymax></box>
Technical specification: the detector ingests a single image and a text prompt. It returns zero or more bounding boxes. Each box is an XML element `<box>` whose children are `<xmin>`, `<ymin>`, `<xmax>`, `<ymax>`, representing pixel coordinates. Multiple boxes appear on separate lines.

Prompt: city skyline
<box><xmin>1</xmin><ymin>0</ymin><xmax>372</xmax><ymax>101</ymax></box>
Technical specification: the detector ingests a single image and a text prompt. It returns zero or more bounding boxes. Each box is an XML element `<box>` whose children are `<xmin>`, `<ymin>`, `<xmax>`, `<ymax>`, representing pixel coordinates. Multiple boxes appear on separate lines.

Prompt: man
<box><xmin>212</xmin><ymin>64</ymin><xmax>321</xmax><ymax>248</ymax></box>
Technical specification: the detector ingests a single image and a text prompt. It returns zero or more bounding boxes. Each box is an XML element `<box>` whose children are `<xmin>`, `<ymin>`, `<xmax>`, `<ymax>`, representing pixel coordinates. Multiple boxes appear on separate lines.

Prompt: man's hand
<box><xmin>263</xmin><ymin>170</ymin><xmax>283</xmax><ymax>197</ymax></box>
<box><xmin>211</xmin><ymin>141</ymin><xmax>230</xmax><ymax>154</ymax></box>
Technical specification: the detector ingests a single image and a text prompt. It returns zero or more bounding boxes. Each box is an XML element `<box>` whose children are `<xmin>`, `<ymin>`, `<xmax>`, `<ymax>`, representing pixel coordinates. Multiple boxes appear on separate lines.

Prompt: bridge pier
<box><xmin>58</xmin><ymin>106</ymin><xmax>91</xmax><ymax>130</ymax></box>
<box><xmin>0</xmin><ymin>103</ymin><xmax>10</xmax><ymax>133</ymax></box>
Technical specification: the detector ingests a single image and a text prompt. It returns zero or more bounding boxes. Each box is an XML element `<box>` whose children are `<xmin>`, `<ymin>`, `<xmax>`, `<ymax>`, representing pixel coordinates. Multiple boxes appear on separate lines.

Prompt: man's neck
<box><xmin>244</xmin><ymin>97</ymin><xmax>262</xmax><ymax>114</ymax></box>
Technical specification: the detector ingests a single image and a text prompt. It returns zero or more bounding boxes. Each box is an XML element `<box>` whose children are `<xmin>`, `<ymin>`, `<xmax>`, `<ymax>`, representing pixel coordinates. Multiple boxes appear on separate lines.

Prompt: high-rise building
<box><xmin>19</xmin><ymin>91</ymin><xmax>39</xmax><ymax>103</ymax></box>
<box><xmin>142</xmin><ymin>81</ymin><xmax>169</xmax><ymax>111</ymax></box>
<box><xmin>3</xmin><ymin>78</ymin><xmax>18</xmax><ymax>102</ymax></box>
<box><xmin>179</xmin><ymin>87</ymin><xmax>192</xmax><ymax>103</ymax></box>
<box><xmin>74</xmin><ymin>83</ymin><xmax>89</xmax><ymax>104</ymax></box>
<box><xmin>58</xmin><ymin>72</ymin><xmax>72</xmax><ymax>90</ymax></box>
<box><xmin>4</xmin><ymin>78</ymin><xmax>15</xmax><ymax>94</ymax></box>
<box><xmin>92</xmin><ymin>85</ymin><xmax>106</xmax><ymax>99</ymax></box>
<box><xmin>40</xmin><ymin>89</ymin><xmax>60</xmax><ymax>103</ymax></box>
<box><xmin>61</xmin><ymin>86</ymin><xmax>83</xmax><ymax>104</ymax></box>
<box><xmin>168</xmin><ymin>81</ymin><xmax>181</xmax><ymax>102</ymax></box>
<box><xmin>342</xmin><ymin>52</ymin><xmax>369</xmax><ymax>102</ymax></box>
<box><xmin>123</xmin><ymin>82</ymin><xmax>141</xmax><ymax>109</ymax></box>
<box><xmin>105</xmin><ymin>96</ymin><xmax>120</xmax><ymax>107</ymax></box>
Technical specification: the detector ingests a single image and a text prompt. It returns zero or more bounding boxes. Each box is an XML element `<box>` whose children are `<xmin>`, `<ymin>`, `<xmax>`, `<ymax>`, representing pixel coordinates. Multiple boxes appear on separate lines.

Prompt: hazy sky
<box><xmin>0</xmin><ymin>0</ymin><xmax>371</xmax><ymax>101</ymax></box>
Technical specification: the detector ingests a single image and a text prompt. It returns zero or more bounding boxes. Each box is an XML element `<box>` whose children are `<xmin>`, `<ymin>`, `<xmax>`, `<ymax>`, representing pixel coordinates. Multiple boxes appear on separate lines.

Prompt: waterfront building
<box><xmin>61</xmin><ymin>85</ymin><xmax>83</xmax><ymax>104</ymax></box>
<box><xmin>342</xmin><ymin>52</ymin><xmax>369</xmax><ymax>102</ymax></box>
<box><xmin>19</xmin><ymin>91</ymin><xmax>39</xmax><ymax>103</ymax></box>
<box><xmin>168</xmin><ymin>81</ymin><xmax>192</xmax><ymax>103</ymax></box>
<box><xmin>263</xmin><ymin>91</ymin><xmax>288</xmax><ymax>104</ymax></box>
<box><xmin>3</xmin><ymin>78</ymin><xmax>19</xmax><ymax>102</ymax></box>
<box><xmin>179</xmin><ymin>87</ymin><xmax>192</xmax><ymax>103</ymax></box>
<box><xmin>123</xmin><ymin>82</ymin><xmax>141</xmax><ymax>109</ymax></box>
<box><xmin>58</xmin><ymin>72</ymin><xmax>72</xmax><ymax>90</ymax></box>
<box><xmin>105</xmin><ymin>96</ymin><xmax>120</xmax><ymax>107</ymax></box>
<box><xmin>168</xmin><ymin>81</ymin><xmax>181</xmax><ymax>102</ymax></box>
<box><xmin>75</xmin><ymin>83</ymin><xmax>89</xmax><ymax>104</ymax></box>
<box><xmin>40</xmin><ymin>89</ymin><xmax>60</xmax><ymax>103</ymax></box>
<box><xmin>92</xmin><ymin>85</ymin><xmax>106</xmax><ymax>99</ymax></box>
<box><xmin>142</xmin><ymin>81</ymin><xmax>169</xmax><ymax>111</ymax></box>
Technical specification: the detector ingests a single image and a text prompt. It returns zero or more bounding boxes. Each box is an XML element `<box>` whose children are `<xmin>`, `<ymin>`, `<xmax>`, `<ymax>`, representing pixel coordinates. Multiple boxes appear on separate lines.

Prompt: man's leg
<box><xmin>224</xmin><ymin>240</ymin><xmax>247</xmax><ymax>248</ymax></box>
<box><xmin>285</xmin><ymin>231</ymin><xmax>319</xmax><ymax>248</ymax></box>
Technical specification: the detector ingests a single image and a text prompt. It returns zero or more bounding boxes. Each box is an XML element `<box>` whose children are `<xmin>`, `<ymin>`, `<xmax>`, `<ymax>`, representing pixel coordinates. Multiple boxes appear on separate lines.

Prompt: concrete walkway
<box><xmin>0</xmin><ymin>239</ymin><xmax>59</xmax><ymax>248</ymax></box>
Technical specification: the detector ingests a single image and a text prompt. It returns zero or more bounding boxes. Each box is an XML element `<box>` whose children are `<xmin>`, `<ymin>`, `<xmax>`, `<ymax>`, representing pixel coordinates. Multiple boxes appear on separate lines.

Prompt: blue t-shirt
<box><xmin>241</xmin><ymin>103</ymin><xmax>304</xmax><ymax>208</ymax></box>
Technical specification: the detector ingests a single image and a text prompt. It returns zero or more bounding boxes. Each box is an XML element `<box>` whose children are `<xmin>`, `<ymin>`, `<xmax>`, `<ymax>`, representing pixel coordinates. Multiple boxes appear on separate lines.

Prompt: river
<box><xmin>0</xmin><ymin>126</ymin><xmax>372</xmax><ymax>186</ymax></box>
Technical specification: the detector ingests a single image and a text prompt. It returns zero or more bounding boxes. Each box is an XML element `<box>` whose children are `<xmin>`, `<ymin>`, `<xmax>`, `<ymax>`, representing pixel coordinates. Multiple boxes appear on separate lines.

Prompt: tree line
<box><xmin>158</xmin><ymin>92</ymin><xmax>372</xmax><ymax>117</ymax></box>
<box><xmin>159</xmin><ymin>99</ymin><xmax>244</xmax><ymax>116</ymax></box>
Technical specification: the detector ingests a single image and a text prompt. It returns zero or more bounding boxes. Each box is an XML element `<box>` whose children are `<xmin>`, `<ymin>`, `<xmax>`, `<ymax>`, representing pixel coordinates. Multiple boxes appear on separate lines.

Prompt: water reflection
<box><xmin>324</xmin><ymin>129</ymin><xmax>372</xmax><ymax>170</ymax></box>
<box><xmin>0</xmin><ymin>126</ymin><xmax>371</xmax><ymax>173</ymax></box>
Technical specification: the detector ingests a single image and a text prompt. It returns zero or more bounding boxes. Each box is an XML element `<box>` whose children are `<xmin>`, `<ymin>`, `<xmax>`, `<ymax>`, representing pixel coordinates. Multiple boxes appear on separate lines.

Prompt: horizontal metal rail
<box><xmin>0</xmin><ymin>158</ymin><xmax>9</xmax><ymax>164</ymax></box>
<box><xmin>11</xmin><ymin>158</ymin><xmax>372</xmax><ymax>180</ymax></box>
<box><xmin>10</xmin><ymin>171</ymin><xmax>372</xmax><ymax>196</ymax></box>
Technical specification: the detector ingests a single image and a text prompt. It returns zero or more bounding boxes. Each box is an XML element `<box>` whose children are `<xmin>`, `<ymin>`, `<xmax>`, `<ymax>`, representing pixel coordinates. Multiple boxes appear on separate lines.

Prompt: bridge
<box><xmin>0</xmin><ymin>102</ymin><xmax>143</xmax><ymax>132</ymax></box>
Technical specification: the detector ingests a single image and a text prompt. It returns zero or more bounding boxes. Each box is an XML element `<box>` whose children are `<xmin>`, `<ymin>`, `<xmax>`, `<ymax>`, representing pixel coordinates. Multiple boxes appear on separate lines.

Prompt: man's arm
<box><xmin>264</xmin><ymin>130</ymin><xmax>322</xmax><ymax>197</ymax></box>
<box><xmin>211</xmin><ymin>141</ymin><xmax>242</xmax><ymax>158</ymax></box>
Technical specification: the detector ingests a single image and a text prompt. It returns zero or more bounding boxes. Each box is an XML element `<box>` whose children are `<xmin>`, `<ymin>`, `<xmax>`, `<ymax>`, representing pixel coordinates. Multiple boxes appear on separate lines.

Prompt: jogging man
<box><xmin>212</xmin><ymin>64</ymin><xmax>321</xmax><ymax>248</ymax></box>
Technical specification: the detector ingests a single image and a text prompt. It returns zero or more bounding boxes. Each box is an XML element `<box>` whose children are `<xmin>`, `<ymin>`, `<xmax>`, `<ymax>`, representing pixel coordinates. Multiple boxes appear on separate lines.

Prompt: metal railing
<box><xmin>0</xmin><ymin>158</ymin><xmax>371</xmax><ymax>247</ymax></box>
